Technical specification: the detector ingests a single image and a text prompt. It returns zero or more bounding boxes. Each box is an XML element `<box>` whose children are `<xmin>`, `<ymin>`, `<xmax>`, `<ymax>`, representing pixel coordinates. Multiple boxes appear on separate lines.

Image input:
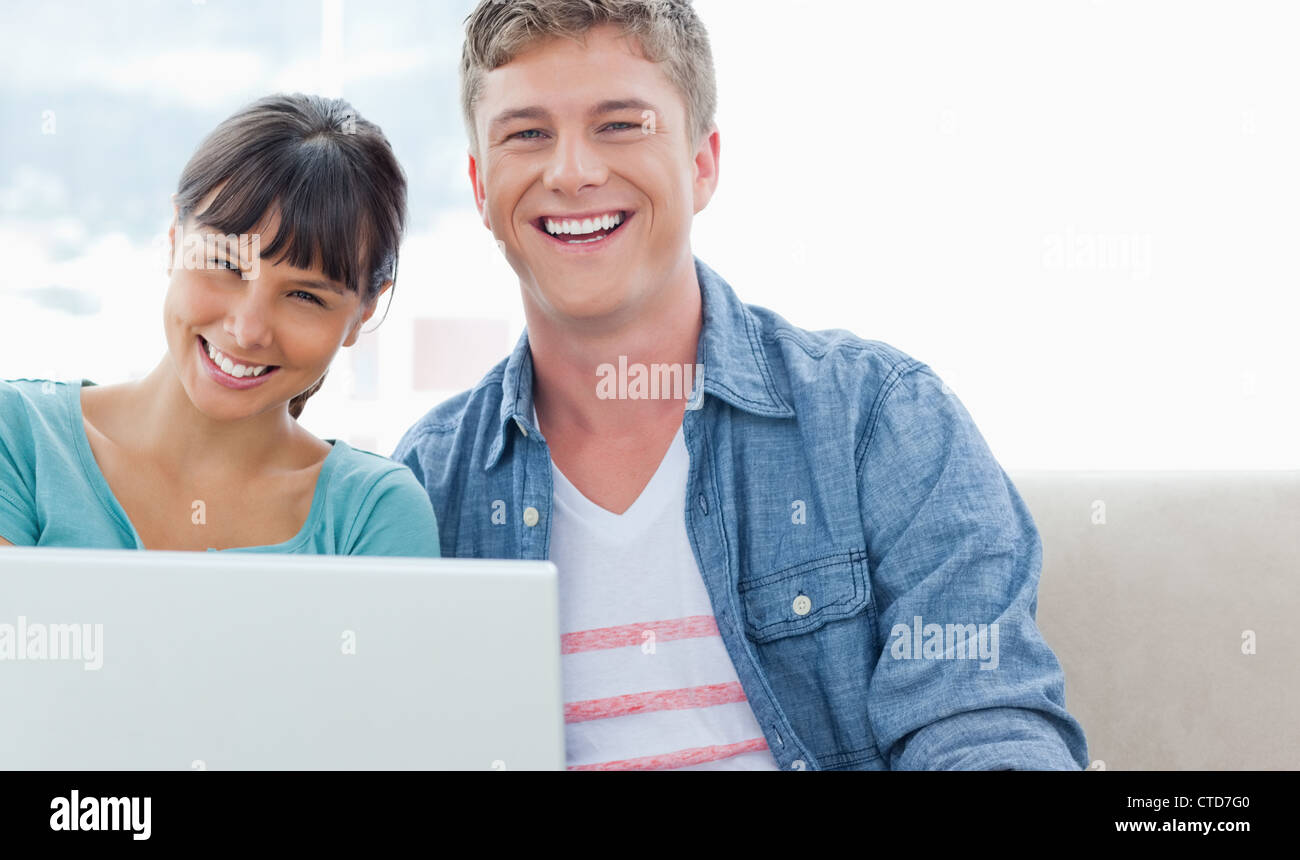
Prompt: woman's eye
<box><xmin>207</xmin><ymin>258</ymin><xmax>241</xmax><ymax>273</ymax></box>
<box><xmin>291</xmin><ymin>290</ymin><xmax>325</xmax><ymax>306</ymax></box>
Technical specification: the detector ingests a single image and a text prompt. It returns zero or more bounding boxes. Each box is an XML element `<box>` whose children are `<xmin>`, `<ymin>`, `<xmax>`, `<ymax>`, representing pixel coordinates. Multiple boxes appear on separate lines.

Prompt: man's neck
<box><xmin>527</xmin><ymin>254</ymin><xmax>703</xmax><ymax>441</ymax></box>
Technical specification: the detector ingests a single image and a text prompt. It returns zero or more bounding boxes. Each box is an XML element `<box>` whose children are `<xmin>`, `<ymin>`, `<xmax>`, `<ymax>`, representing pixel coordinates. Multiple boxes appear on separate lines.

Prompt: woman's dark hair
<box><xmin>174</xmin><ymin>93</ymin><xmax>407</xmax><ymax>419</ymax></box>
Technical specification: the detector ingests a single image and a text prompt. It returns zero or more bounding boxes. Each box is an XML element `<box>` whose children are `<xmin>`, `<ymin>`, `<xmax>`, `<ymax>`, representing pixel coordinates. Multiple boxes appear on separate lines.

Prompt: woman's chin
<box><xmin>182</xmin><ymin>376</ymin><xmax>284</xmax><ymax>423</ymax></box>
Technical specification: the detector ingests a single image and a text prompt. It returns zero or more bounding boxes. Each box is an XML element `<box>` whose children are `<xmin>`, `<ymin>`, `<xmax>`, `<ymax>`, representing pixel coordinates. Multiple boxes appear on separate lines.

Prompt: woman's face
<box><xmin>161</xmin><ymin>193</ymin><xmax>383</xmax><ymax>423</ymax></box>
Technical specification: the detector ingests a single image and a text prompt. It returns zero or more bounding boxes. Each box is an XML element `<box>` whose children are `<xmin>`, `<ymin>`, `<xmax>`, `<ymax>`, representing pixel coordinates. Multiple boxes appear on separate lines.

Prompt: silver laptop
<box><xmin>0</xmin><ymin>547</ymin><xmax>565</xmax><ymax>770</ymax></box>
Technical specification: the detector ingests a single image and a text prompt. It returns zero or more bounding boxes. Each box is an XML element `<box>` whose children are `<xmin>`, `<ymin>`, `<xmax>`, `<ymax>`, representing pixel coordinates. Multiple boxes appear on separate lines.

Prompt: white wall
<box><xmin>2</xmin><ymin>0</ymin><xmax>1295</xmax><ymax>468</ymax></box>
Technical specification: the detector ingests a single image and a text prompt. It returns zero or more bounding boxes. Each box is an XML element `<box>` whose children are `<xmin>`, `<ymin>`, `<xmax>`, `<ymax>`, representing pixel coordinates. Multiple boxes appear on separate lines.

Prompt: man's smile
<box><xmin>531</xmin><ymin>209</ymin><xmax>634</xmax><ymax>249</ymax></box>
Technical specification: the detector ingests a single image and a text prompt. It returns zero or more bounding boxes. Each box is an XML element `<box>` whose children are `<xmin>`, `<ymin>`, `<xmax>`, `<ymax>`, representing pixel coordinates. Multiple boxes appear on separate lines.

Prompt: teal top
<box><xmin>0</xmin><ymin>378</ymin><xmax>440</xmax><ymax>556</ymax></box>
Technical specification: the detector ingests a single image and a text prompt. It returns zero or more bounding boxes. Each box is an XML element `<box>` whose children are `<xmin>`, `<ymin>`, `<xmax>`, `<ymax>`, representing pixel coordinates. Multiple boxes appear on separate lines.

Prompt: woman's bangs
<box><xmin>190</xmin><ymin>148</ymin><xmax>369</xmax><ymax>294</ymax></box>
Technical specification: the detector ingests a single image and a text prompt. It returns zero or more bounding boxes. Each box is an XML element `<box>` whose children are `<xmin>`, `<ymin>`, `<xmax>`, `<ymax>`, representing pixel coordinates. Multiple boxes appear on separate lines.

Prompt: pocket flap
<box><xmin>739</xmin><ymin>549</ymin><xmax>871</xmax><ymax>643</ymax></box>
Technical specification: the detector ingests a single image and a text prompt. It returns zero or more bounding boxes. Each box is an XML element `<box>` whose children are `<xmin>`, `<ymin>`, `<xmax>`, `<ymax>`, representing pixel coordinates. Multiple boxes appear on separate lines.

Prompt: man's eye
<box><xmin>604</xmin><ymin>122</ymin><xmax>637</xmax><ymax>131</ymax></box>
<box><xmin>509</xmin><ymin>129</ymin><xmax>545</xmax><ymax>140</ymax></box>
<box><xmin>291</xmin><ymin>290</ymin><xmax>325</xmax><ymax>306</ymax></box>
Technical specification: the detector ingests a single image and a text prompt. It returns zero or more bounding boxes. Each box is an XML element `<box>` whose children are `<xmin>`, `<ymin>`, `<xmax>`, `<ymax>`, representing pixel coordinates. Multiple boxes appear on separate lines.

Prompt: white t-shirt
<box><xmin>546</xmin><ymin>422</ymin><xmax>781</xmax><ymax>770</ymax></box>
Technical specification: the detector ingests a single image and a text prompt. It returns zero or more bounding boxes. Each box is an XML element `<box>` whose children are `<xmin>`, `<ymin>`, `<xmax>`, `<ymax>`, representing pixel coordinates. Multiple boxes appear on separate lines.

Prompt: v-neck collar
<box><xmin>537</xmin><ymin>400</ymin><xmax>688</xmax><ymax>537</ymax></box>
<box><xmin>549</xmin><ymin>425</ymin><xmax>687</xmax><ymax>539</ymax></box>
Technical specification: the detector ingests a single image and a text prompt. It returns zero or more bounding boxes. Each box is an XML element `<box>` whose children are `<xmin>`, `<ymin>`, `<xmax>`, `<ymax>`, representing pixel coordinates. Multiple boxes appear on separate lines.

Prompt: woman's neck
<box><xmin>98</xmin><ymin>358</ymin><xmax>310</xmax><ymax>479</ymax></box>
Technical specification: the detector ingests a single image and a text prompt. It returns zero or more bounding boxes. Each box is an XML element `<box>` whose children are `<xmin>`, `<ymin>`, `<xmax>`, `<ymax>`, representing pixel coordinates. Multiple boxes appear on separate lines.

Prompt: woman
<box><xmin>0</xmin><ymin>94</ymin><xmax>438</xmax><ymax>556</ymax></box>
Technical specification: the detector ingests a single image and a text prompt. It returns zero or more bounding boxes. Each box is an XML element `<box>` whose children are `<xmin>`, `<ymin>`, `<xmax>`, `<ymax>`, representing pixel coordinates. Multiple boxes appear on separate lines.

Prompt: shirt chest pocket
<box><xmin>738</xmin><ymin>549</ymin><xmax>872</xmax><ymax>644</ymax></box>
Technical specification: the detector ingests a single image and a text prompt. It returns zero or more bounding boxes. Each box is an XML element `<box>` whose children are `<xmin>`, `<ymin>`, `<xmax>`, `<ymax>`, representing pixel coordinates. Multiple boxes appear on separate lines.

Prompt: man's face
<box><xmin>470</xmin><ymin>23</ymin><xmax>719</xmax><ymax>327</ymax></box>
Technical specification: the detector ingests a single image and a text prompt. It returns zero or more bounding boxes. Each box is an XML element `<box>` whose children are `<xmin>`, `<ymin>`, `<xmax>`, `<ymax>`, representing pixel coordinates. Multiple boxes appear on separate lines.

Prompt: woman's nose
<box><xmin>224</xmin><ymin>292</ymin><xmax>272</xmax><ymax>351</ymax></box>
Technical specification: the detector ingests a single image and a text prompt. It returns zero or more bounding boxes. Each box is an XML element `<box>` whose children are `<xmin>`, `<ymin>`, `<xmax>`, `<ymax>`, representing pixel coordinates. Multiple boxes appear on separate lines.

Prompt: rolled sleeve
<box><xmin>891</xmin><ymin>706</ymin><xmax>1085</xmax><ymax>771</ymax></box>
<box><xmin>857</xmin><ymin>364</ymin><xmax>1088</xmax><ymax>770</ymax></box>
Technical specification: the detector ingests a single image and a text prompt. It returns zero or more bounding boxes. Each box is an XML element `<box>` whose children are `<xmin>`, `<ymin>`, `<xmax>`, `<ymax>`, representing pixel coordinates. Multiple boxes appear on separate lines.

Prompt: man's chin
<box><xmin>529</xmin><ymin>279</ymin><xmax>637</xmax><ymax>325</ymax></box>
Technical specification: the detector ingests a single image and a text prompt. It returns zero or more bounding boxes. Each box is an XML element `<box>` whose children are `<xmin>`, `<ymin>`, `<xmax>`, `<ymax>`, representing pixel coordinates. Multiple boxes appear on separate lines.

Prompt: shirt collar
<box><xmin>485</xmin><ymin>256</ymin><xmax>794</xmax><ymax>470</ymax></box>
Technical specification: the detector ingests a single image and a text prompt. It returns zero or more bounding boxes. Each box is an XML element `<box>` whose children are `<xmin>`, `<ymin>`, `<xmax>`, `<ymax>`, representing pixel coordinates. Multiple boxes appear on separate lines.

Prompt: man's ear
<box><xmin>691</xmin><ymin>124</ymin><xmax>721</xmax><ymax>215</ymax></box>
<box><xmin>468</xmin><ymin>148</ymin><xmax>491</xmax><ymax>231</ymax></box>
<box><xmin>343</xmin><ymin>281</ymin><xmax>392</xmax><ymax>348</ymax></box>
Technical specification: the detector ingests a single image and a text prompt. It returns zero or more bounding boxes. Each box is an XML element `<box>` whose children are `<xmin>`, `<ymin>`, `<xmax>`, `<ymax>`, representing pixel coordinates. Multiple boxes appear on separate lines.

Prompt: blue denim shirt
<box><xmin>392</xmin><ymin>257</ymin><xmax>1089</xmax><ymax>771</ymax></box>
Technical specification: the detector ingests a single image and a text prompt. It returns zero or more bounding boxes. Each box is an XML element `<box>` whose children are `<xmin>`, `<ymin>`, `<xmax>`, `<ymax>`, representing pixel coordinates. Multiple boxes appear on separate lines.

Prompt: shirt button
<box><xmin>523</xmin><ymin>506</ymin><xmax>540</xmax><ymax>527</ymax></box>
<box><xmin>792</xmin><ymin>595</ymin><xmax>812</xmax><ymax>616</ymax></box>
<box><xmin>515</xmin><ymin>419</ymin><xmax>528</xmax><ymax>438</ymax></box>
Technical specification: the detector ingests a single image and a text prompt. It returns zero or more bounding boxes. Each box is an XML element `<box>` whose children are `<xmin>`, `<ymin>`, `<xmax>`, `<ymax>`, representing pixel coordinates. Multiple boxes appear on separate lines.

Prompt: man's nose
<box><xmin>542</xmin><ymin>131</ymin><xmax>608</xmax><ymax>196</ymax></box>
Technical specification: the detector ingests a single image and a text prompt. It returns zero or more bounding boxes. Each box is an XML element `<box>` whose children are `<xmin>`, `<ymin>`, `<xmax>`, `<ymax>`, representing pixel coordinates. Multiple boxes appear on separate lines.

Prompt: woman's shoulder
<box><xmin>0</xmin><ymin>378</ymin><xmax>78</xmax><ymax>438</ymax></box>
<box><xmin>0</xmin><ymin>379</ymin><xmax>98</xmax><ymax>547</ymax></box>
<box><xmin>2</xmin><ymin>377</ymin><xmax>64</xmax><ymax>402</ymax></box>
<box><xmin>325</xmin><ymin>438</ymin><xmax>425</xmax><ymax>489</ymax></box>
<box><xmin>321</xmin><ymin>439</ymin><xmax>436</xmax><ymax>519</ymax></box>
<box><xmin>319</xmin><ymin>439</ymin><xmax>440</xmax><ymax>557</ymax></box>
<box><xmin>1</xmin><ymin>378</ymin><xmax>89</xmax><ymax>402</ymax></box>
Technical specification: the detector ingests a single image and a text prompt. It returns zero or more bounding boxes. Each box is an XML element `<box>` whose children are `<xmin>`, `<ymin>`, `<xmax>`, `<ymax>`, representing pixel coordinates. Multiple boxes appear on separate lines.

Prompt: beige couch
<box><xmin>1010</xmin><ymin>470</ymin><xmax>1300</xmax><ymax>770</ymax></box>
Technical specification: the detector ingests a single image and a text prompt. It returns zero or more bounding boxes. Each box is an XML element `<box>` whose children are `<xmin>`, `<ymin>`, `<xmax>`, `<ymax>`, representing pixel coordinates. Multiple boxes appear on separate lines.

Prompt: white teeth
<box><xmin>205</xmin><ymin>339</ymin><xmax>269</xmax><ymax>378</ymax></box>
<box><xmin>544</xmin><ymin>212</ymin><xmax>624</xmax><ymax>238</ymax></box>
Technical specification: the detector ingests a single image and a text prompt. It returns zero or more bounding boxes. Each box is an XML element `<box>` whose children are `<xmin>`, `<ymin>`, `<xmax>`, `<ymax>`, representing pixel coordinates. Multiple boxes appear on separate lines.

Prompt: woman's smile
<box><xmin>196</xmin><ymin>335</ymin><xmax>281</xmax><ymax>390</ymax></box>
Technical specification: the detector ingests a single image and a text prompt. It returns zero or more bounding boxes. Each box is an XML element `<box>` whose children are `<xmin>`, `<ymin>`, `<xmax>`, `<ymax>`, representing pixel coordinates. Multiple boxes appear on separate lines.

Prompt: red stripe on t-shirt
<box><xmin>561</xmin><ymin>615</ymin><xmax>719</xmax><ymax>654</ymax></box>
<box><xmin>568</xmin><ymin>737</ymin><xmax>771</xmax><ymax>771</ymax></box>
<box><xmin>565</xmin><ymin>681</ymin><xmax>748</xmax><ymax>723</ymax></box>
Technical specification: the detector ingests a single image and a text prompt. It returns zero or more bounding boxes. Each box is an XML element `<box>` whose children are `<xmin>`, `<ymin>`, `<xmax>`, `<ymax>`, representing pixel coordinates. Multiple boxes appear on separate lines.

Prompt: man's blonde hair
<box><xmin>460</xmin><ymin>0</ymin><xmax>717</xmax><ymax>155</ymax></box>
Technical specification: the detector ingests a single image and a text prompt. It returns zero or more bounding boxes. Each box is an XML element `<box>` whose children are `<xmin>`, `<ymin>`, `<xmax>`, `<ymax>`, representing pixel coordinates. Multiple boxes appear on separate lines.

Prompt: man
<box><xmin>393</xmin><ymin>0</ymin><xmax>1088</xmax><ymax>771</ymax></box>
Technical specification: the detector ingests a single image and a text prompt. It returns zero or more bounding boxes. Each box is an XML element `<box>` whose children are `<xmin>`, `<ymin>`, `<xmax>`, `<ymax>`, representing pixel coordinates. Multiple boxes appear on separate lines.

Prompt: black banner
<box><xmin>0</xmin><ymin>770</ymin><xmax>1286</xmax><ymax>847</ymax></box>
